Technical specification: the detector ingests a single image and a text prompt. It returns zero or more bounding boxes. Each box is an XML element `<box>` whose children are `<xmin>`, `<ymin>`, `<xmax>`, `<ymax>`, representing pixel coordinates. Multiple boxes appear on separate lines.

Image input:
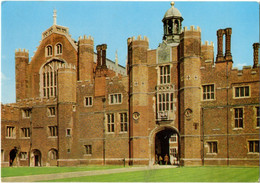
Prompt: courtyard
<box><xmin>2</xmin><ymin>165</ymin><xmax>259</xmax><ymax>182</ymax></box>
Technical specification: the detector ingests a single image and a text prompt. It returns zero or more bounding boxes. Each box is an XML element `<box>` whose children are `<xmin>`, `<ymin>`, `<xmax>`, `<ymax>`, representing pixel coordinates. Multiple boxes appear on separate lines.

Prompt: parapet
<box><xmin>78</xmin><ymin>35</ymin><xmax>94</xmax><ymax>41</ymax></box>
<box><xmin>127</xmin><ymin>35</ymin><xmax>149</xmax><ymax>45</ymax></box>
<box><xmin>201</xmin><ymin>41</ymin><xmax>214</xmax><ymax>47</ymax></box>
<box><xmin>15</xmin><ymin>48</ymin><xmax>29</xmax><ymax>58</ymax></box>
<box><xmin>183</xmin><ymin>25</ymin><xmax>201</xmax><ymax>32</ymax></box>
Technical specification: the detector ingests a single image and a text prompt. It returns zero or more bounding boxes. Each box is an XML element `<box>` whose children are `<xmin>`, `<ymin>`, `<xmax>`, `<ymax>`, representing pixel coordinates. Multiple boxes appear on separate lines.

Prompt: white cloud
<box><xmin>1</xmin><ymin>72</ymin><xmax>9</xmax><ymax>81</ymax></box>
<box><xmin>234</xmin><ymin>63</ymin><xmax>247</xmax><ymax>70</ymax></box>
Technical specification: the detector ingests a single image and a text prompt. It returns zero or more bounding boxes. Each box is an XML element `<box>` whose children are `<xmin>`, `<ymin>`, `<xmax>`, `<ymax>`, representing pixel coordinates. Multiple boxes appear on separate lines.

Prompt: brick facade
<box><xmin>1</xmin><ymin>3</ymin><xmax>259</xmax><ymax>167</ymax></box>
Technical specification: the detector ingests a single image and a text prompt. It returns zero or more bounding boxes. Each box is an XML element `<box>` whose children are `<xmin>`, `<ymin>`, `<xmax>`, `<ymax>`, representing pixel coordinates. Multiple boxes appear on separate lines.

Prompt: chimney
<box><xmin>224</xmin><ymin>28</ymin><xmax>232</xmax><ymax>61</ymax></box>
<box><xmin>216</xmin><ymin>29</ymin><xmax>225</xmax><ymax>62</ymax></box>
<box><xmin>253</xmin><ymin>43</ymin><xmax>260</xmax><ymax>68</ymax></box>
<box><xmin>101</xmin><ymin>44</ymin><xmax>107</xmax><ymax>69</ymax></box>
<box><xmin>96</xmin><ymin>45</ymin><xmax>102</xmax><ymax>69</ymax></box>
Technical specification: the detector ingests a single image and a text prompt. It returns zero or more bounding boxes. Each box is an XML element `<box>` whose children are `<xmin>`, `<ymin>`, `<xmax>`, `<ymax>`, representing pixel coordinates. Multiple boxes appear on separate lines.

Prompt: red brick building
<box><xmin>1</xmin><ymin>3</ymin><xmax>259</xmax><ymax>167</ymax></box>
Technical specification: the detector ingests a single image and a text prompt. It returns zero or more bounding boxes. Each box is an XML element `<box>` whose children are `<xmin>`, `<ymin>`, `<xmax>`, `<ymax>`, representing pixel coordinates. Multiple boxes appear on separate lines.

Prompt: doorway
<box><xmin>9</xmin><ymin>148</ymin><xmax>18</xmax><ymax>166</ymax></box>
<box><xmin>32</xmin><ymin>150</ymin><xmax>41</xmax><ymax>167</ymax></box>
<box><xmin>155</xmin><ymin>128</ymin><xmax>179</xmax><ymax>165</ymax></box>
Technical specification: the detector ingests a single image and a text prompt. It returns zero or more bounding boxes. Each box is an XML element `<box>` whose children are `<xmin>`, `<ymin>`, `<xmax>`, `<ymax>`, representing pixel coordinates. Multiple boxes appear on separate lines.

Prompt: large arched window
<box><xmin>56</xmin><ymin>43</ymin><xmax>62</xmax><ymax>55</ymax></box>
<box><xmin>41</xmin><ymin>60</ymin><xmax>64</xmax><ymax>98</ymax></box>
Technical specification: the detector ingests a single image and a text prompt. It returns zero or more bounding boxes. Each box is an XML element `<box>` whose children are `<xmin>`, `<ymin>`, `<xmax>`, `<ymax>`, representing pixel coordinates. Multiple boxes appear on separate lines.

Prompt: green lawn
<box><xmin>1</xmin><ymin>165</ymin><xmax>123</xmax><ymax>177</ymax></box>
<box><xmin>46</xmin><ymin>167</ymin><xmax>259</xmax><ymax>182</ymax></box>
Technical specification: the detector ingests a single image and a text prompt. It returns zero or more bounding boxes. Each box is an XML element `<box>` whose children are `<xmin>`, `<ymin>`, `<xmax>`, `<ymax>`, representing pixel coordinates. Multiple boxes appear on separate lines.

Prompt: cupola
<box><xmin>162</xmin><ymin>2</ymin><xmax>183</xmax><ymax>43</ymax></box>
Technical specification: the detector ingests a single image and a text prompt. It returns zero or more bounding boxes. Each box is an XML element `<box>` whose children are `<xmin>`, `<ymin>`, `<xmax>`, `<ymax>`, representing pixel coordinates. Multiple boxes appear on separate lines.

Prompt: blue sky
<box><xmin>1</xmin><ymin>1</ymin><xmax>259</xmax><ymax>104</ymax></box>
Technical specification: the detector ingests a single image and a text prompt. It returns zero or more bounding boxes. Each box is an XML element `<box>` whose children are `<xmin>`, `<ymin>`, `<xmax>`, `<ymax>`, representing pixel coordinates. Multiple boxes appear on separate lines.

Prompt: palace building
<box><xmin>1</xmin><ymin>2</ymin><xmax>259</xmax><ymax>167</ymax></box>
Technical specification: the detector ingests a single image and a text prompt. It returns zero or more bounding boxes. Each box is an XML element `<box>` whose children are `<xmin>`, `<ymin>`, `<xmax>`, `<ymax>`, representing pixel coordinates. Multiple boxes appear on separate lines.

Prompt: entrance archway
<box><xmin>149</xmin><ymin>126</ymin><xmax>179</xmax><ymax>165</ymax></box>
<box><xmin>31</xmin><ymin>149</ymin><xmax>41</xmax><ymax>167</ymax></box>
<box><xmin>9</xmin><ymin>148</ymin><xmax>18</xmax><ymax>166</ymax></box>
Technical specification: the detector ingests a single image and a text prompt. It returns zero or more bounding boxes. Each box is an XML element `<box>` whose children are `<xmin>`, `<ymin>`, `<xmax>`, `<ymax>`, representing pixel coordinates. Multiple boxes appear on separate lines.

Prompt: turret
<box><xmin>179</xmin><ymin>25</ymin><xmax>202</xmax><ymax>166</ymax></box>
<box><xmin>127</xmin><ymin>35</ymin><xmax>149</xmax><ymax>165</ymax></box>
<box><xmin>78</xmin><ymin>35</ymin><xmax>94</xmax><ymax>81</ymax></box>
<box><xmin>162</xmin><ymin>2</ymin><xmax>183</xmax><ymax>43</ymax></box>
<box><xmin>57</xmin><ymin>63</ymin><xmax>77</xmax><ymax>103</ymax></box>
<box><xmin>15</xmin><ymin>48</ymin><xmax>29</xmax><ymax>101</ymax></box>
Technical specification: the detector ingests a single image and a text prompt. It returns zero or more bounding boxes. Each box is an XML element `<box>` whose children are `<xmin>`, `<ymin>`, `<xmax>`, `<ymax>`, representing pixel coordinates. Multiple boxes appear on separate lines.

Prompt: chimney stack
<box><xmin>101</xmin><ymin>44</ymin><xmax>107</xmax><ymax>69</ymax></box>
<box><xmin>224</xmin><ymin>28</ymin><xmax>232</xmax><ymax>61</ymax></box>
<box><xmin>253</xmin><ymin>43</ymin><xmax>260</xmax><ymax>68</ymax></box>
<box><xmin>216</xmin><ymin>29</ymin><xmax>225</xmax><ymax>62</ymax></box>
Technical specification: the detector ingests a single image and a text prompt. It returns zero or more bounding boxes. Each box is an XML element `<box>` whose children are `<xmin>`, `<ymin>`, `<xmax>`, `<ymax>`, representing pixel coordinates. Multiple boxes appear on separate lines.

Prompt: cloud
<box><xmin>234</xmin><ymin>63</ymin><xmax>247</xmax><ymax>69</ymax></box>
<box><xmin>1</xmin><ymin>72</ymin><xmax>9</xmax><ymax>81</ymax></box>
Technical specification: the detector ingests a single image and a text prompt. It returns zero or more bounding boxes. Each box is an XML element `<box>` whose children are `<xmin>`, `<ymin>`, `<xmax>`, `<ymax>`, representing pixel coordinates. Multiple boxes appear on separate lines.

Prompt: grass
<box><xmin>1</xmin><ymin>165</ymin><xmax>123</xmax><ymax>178</ymax></box>
<box><xmin>45</xmin><ymin>166</ymin><xmax>259</xmax><ymax>182</ymax></box>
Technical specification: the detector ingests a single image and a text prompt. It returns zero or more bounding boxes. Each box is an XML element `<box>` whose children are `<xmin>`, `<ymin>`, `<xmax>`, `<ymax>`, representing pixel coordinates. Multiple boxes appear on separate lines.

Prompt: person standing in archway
<box><xmin>164</xmin><ymin>154</ymin><xmax>169</xmax><ymax>165</ymax></box>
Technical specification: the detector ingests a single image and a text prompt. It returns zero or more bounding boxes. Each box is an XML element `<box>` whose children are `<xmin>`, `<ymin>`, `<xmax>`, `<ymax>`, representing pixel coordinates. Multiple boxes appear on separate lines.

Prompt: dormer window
<box><xmin>46</xmin><ymin>45</ymin><xmax>53</xmax><ymax>56</ymax></box>
<box><xmin>56</xmin><ymin>43</ymin><xmax>62</xmax><ymax>55</ymax></box>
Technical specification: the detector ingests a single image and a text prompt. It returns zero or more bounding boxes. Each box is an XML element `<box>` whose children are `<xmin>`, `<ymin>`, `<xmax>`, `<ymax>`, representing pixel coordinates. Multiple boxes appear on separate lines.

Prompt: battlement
<box><xmin>201</xmin><ymin>41</ymin><xmax>214</xmax><ymax>47</ymax></box>
<box><xmin>15</xmin><ymin>48</ymin><xmax>29</xmax><ymax>58</ymax></box>
<box><xmin>127</xmin><ymin>35</ymin><xmax>149</xmax><ymax>44</ymax></box>
<box><xmin>78</xmin><ymin>35</ymin><xmax>94</xmax><ymax>41</ymax></box>
<box><xmin>183</xmin><ymin>25</ymin><xmax>201</xmax><ymax>32</ymax></box>
<box><xmin>15</xmin><ymin>97</ymin><xmax>58</xmax><ymax>108</ymax></box>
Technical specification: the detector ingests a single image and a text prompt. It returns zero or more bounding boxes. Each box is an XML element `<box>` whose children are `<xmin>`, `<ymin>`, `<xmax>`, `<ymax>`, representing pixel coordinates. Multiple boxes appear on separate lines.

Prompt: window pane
<box><xmin>245</xmin><ymin>86</ymin><xmax>249</xmax><ymax>96</ymax></box>
<box><xmin>240</xmin><ymin>87</ymin><xmax>244</xmax><ymax>97</ymax></box>
<box><xmin>235</xmin><ymin>88</ymin><xmax>239</xmax><ymax>97</ymax></box>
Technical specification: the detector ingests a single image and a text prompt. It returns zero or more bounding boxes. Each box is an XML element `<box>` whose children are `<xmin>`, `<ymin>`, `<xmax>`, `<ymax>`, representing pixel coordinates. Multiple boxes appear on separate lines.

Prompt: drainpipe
<box><xmin>202</xmin><ymin>107</ymin><xmax>205</xmax><ymax>166</ymax></box>
<box><xmin>102</xmin><ymin>98</ymin><xmax>106</xmax><ymax>165</ymax></box>
<box><xmin>226</xmin><ymin>61</ymin><xmax>230</xmax><ymax>166</ymax></box>
<box><xmin>29</xmin><ymin>111</ymin><xmax>32</xmax><ymax>167</ymax></box>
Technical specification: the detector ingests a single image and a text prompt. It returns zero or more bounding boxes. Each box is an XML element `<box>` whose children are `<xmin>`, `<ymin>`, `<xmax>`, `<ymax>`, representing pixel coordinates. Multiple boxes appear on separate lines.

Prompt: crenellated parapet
<box><xmin>127</xmin><ymin>35</ymin><xmax>149</xmax><ymax>47</ymax></box>
<box><xmin>15</xmin><ymin>48</ymin><xmax>29</xmax><ymax>58</ymax></box>
<box><xmin>230</xmin><ymin>65</ymin><xmax>259</xmax><ymax>79</ymax></box>
<box><xmin>78</xmin><ymin>35</ymin><xmax>94</xmax><ymax>45</ymax></box>
<box><xmin>183</xmin><ymin>25</ymin><xmax>201</xmax><ymax>32</ymax></box>
<box><xmin>201</xmin><ymin>41</ymin><xmax>214</xmax><ymax>65</ymax></box>
<box><xmin>180</xmin><ymin>25</ymin><xmax>201</xmax><ymax>58</ymax></box>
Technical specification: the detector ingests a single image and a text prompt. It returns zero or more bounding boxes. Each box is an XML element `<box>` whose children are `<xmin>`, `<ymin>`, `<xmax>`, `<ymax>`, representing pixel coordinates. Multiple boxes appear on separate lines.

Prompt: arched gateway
<box><xmin>149</xmin><ymin>126</ymin><xmax>180</xmax><ymax>166</ymax></box>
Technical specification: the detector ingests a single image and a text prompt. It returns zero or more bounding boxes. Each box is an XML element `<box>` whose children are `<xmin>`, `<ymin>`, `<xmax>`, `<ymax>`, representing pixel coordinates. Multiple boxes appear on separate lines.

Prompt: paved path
<box><xmin>2</xmin><ymin>165</ymin><xmax>177</xmax><ymax>182</ymax></box>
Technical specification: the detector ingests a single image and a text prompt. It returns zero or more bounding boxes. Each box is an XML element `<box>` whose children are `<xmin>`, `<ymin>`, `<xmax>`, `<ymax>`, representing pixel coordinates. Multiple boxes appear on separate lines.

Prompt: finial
<box><xmin>53</xmin><ymin>9</ymin><xmax>57</xmax><ymax>25</ymax></box>
<box><xmin>115</xmin><ymin>50</ymin><xmax>118</xmax><ymax>66</ymax></box>
<box><xmin>171</xmin><ymin>1</ymin><xmax>175</xmax><ymax>7</ymax></box>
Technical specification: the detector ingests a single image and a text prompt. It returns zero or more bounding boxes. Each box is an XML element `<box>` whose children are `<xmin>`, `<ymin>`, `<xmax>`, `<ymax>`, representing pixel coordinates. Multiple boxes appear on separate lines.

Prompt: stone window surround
<box><xmin>206</xmin><ymin>141</ymin><xmax>218</xmax><ymax>154</ymax></box>
<box><xmin>22</xmin><ymin>108</ymin><xmax>32</xmax><ymax>119</ymax></box>
<box><xmin>84</xmin><ymin>145</ymin><xmax>92</xmax><ymax>155</ymax></box>
<box><xmin>119</xmin><ymin>112</ymin><xmax>128</xmax><ymax>133</ymax></box>
<box><xmin>106</xmin><ymin>113</ymin><xmax>115</xmax><ymax>133</ymax></box>
<box><xmin>233</xmin><ymin>107</ymin><xmax>244</xmax><ymax>129</ymax></box>
<box><xmin>47</xmin><ymin>106</ymin><xmax>56</xmax><ymax>117</ymax></box>
<box><xmin>66</xmin><ymin>128</ymin><xmax>72</xmax><ymax>137</ymax></box>
<box><xmin>6</xmin><ymin>126</ymin><xmax>16</xmax><ymax>138</ymax></box>
<box><xmin>45</xmin><ymin>44</ymin><xmax>53</xmax><ymax>57</ymax></box>
<box><xmin>55</xmin><ymin>42</ymin><xmax>63</xmax><ymax>55</ymax></box>
<box><xmin>247</xmin><ymin>139</ymin><xmax>259</xmax><ymax>154</ymax></box>
<box><xmin>20</xmin><ymin>127</ymin><xmax>30</xmax><ymax>138</ymax></box>
<box><xmin>109</xmin><ymin>93</ymin><xmax>122</xmax><ymax>105</ymax></box>
<box><xmin>159</xmin><ymin>64</ymin><xmax>171</xmax><ymax>85</ymax></box>
<box><xmin>233</xmin><ymin>85</ymin><xmax>251</xmax><ymax>99</ymax></box>
<box><xmin>48</xmin><ymin>126</ymin><xmax>58</xmax><ymax>137</ymax></box>
<box><xmin>84</xmin><ymin>96</ymin><xmax>93</xmax><ymax>107</ymax></box>
<box><xmin>202</xmin><ymin>83</ymin><xmax>215</xmax><ymax>101</ymax></box>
